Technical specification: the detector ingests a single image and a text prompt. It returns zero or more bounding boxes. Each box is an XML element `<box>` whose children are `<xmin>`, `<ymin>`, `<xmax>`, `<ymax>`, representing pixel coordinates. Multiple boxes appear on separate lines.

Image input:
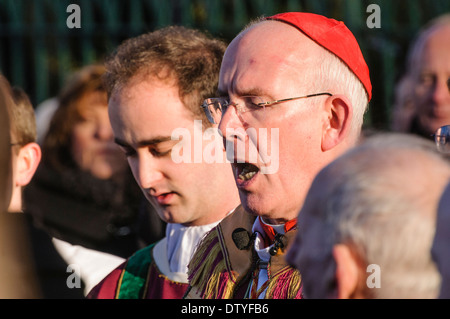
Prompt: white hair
<box><xmin>313</xmin><ymin>49</ymin><xmax>369</xmax><ymax>142</ymax></box>
<box><xmin>240</xmin><ymin>17</ymin><xmax>370</xmax><ymax>142</ymax></box>
<box><xmin>309</xmin><ymin>133</ymin><xmax>449</xmax><ymax>298</ymax></box>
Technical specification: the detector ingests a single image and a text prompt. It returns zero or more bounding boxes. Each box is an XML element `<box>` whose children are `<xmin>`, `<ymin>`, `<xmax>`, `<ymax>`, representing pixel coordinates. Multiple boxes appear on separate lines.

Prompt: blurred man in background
<box><xmin>392</xmin><ymin>14</ymin><xmax>450</xmax><ymax>140</ymax></box>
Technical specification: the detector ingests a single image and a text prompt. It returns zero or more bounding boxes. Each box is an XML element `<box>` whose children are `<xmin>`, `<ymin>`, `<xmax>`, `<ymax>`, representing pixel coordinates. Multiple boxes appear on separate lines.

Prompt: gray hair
<box><xmin>243</xmin><ymin>17</ymin><xmax>369</xmax><ymax>143</ymax></box>
<box><xmin>314</xmin><ymin>49</ymin><xmax>369</xmax><ymax>143</ymax></box>
<box><xmin>309</xmin><ymin>133</ymin><xmax>450</xmax><ymax>298</ymax></box>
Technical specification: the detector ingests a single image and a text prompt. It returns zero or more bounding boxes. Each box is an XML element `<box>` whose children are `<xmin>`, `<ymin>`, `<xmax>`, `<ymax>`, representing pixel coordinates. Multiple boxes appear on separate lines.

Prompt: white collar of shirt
<box><xmin>153</xmin><ymin>221</ymin><xmax>221</xmax><ymax>284</ymax></box>
<box><xmin>165</xmin><ymin>221</ymin><xmax>221</xmax><ymax>275</ymax></box>
<box><xmin>160</xmin><ymin>206</ymin><xmax>237</xmax><ymax>281</ymax></box>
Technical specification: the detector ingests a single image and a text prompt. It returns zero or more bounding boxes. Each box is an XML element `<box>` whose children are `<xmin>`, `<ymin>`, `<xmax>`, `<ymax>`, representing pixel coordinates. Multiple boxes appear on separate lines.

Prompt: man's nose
<box><xmin>218</xmin><ymin>105</ymin><xmax>250</xmax><ymax>164</ymax></box>
<box><xmin>134</xmin><ymin>155</ymin><xmax>164</xmax><ymax>191</ymax></box>
<box><xmin>218</xmin><ymin>104</ymin><xmax>247</xmax><ymax>142</ymax></box>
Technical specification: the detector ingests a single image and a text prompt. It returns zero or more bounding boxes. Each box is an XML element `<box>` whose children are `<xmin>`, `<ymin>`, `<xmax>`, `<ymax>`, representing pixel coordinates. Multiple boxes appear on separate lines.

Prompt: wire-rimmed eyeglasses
<box><xmin>201</xmin><ymin>92</ymin><xmax>332</xmax><ymax>124</ymax></box>
<box><xmin>432</xmin><ymin>125</ymin><xmax>450</xmax><ymax>154</ymax></box>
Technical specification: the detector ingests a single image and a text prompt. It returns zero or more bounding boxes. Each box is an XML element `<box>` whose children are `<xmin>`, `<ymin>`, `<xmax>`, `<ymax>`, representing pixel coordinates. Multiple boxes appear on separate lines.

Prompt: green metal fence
<box><xmin>0</xmin><ymin>0</ymin><xmax>449</xmax><ymax>129</ymax></box>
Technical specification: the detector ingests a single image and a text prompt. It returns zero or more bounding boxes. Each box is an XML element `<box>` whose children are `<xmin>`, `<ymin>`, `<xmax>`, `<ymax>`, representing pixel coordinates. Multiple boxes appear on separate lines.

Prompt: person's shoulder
<box><xmin>186</xmin><ymin>205</ymin><xmax>255</xmax><ymax>298</ymax></box>
<box><xmin>86</xmin><ymin>241</ymin><xmax>159</xmax><ymax>299</ymax></box>
<box><xmin>86</xmin><ymin>260</ymin><xmax>127</xmax><ymax>299</ymax></box>
<box><xmin>218</xmin><ymin>205</ymin><xmax>254</xmax><ymax>239</ymax></box>
<box><xmin>189</xmin><ymin>205</ymin><xmax>250</xmax><ymax>261</ymax></box>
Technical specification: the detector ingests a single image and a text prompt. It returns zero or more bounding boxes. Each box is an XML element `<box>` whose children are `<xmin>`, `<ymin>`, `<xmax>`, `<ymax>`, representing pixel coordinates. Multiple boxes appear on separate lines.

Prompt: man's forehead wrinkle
<box><xmin>247</xmin><ymin>26</ymin><xmax>320</xmax><ymax>73</ymax></box>
<box><xmin>221</xmin><ymin>20</ymin><xmax>321</xmax><ymax>97</ymax></box>
<box><xmin>233</xmin><ymin>57</ymin><xmax>309</xmax><ymax>98</ymax></box>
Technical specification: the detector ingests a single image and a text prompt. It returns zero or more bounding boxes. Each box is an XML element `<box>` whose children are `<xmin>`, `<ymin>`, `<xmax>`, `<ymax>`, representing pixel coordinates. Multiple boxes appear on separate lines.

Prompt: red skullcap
<box><xmin>266</xmin><ymin>12</ymin><xmax>372</xmax><ymax>101</ymax></box>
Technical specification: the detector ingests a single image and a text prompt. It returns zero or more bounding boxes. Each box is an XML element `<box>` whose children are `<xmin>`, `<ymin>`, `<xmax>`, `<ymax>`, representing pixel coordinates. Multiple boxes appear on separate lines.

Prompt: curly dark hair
<box><xmin>103</xmin><ymin>25</ymin><xmax>227</xmax><ymax>128</ymax></box>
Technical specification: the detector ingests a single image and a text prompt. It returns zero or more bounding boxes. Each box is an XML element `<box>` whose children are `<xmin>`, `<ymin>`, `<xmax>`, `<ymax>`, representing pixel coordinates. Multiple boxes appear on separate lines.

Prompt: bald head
<box><xmin>220</xmin><ymin>20</ymin><xmax>326</xmax><ymax>97</ymax></box>
<box><xmin>220</xmin><ymin>18</ymin><xmax>369</xmax><ymax>138</ymax></box>
<box><xmin>409</xmin><ymin>20</ymin><xmax>450</xmax><ymax>71</ymax></box>
<box><xmin>402</xmin><ymin>15</ymin><xmax>450</xmax><ymax>137</ymax></box>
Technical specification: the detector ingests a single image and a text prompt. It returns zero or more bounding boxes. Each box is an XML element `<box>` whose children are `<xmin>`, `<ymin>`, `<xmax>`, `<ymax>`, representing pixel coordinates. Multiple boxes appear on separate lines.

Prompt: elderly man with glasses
<box><xmin>186</xmin><ymin>12</ymin><xmax>372</xmax><ymax>299</ymax></box>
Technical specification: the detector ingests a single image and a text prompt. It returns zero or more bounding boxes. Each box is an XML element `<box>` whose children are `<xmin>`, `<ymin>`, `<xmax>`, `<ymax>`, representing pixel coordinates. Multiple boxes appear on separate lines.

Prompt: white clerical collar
<box><xmin>258</xmin><ymin>216</ymin><xmax>286</xmax><ymax>234</ymax></box>
<box><xmin>165</xmin><ymin>206</ymin><xmax>237</xmax><ymax>276</ymax></box>
<box><xmin>153</xmin><ymin>207</ymin><xmax>237</xmax><ymax>282</ymax></box>
<box><xmin>165</xmin><ymin>221</ymin><xmax>221</xmax><ymax>275</ymax></box>
<box><xmin>252</xmin><ymin>216</ymin><xmax>291</xmax><ymax>262</ymax></box>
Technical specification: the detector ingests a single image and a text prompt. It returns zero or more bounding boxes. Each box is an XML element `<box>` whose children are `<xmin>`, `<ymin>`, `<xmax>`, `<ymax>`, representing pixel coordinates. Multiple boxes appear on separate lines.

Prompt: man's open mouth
<box><xmin>235</xmin><ymin>162</ymin><xmax>260</xmax><ymax>182</ymax></box>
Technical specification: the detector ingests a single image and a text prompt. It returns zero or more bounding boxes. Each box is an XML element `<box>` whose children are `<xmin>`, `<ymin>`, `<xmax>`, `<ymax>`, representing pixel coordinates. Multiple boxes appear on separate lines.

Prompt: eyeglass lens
<box><xmin>203</xmin><ymin>96</ymin><xmax>265</xmax><ymax>124</ymax></box>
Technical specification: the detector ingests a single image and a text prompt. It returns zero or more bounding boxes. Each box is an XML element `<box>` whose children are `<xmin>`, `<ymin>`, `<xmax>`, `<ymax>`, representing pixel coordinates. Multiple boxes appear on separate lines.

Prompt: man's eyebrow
<box><xmin>236</xmin><ymin>87</ymin><xmax>266</xmax><ymax>97</ymax></box>
<box><xmin>114</xmin><ymin>138</ymin><xmax>129</xmax><ymax>147</ymax></box>
<box><xmin>216</xmin><ymin>87</ymin><xmax>266</xmax><ymax>98</ymax></box>
<box><xmin>216</xmin><ymin>89</ymin><xmax>228</xmax><ymax>97</ymax></box>
<box><xmin>114</xmin><ymin>136</ymin><xmax>173</xmax><ymax>148</ymax></box>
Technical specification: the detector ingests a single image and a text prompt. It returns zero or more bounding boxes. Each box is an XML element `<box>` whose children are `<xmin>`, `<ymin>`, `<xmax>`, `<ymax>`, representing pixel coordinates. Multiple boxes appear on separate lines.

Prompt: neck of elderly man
<box><xmin>218</xmin><ymin>20</ymin><xmax>366</xmax><ymax>225</ymax></box>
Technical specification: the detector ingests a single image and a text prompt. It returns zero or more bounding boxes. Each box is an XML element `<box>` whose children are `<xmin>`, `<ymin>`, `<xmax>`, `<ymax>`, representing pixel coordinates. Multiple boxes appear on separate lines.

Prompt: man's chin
<box><xmin>241</xmin><ymin>193</ymin><xmax>301</xmax><ymax>223</ymax></box>
<box><xmin>240</xmin><ymin>194</ymin><xmax>270</xmax><ymax>218</ymax></box>
<box><xmin>155</xmin><ymin>207</ymin><xmax>177</xmax><ymax>224</ymax></box>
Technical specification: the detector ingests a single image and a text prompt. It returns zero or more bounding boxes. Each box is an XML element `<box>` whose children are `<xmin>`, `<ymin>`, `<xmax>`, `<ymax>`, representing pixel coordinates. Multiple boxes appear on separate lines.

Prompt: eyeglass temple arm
<box><xmin>259</xmin><ymin>92</ymin><xmax>332</xmax><ymax>106</ymax></box>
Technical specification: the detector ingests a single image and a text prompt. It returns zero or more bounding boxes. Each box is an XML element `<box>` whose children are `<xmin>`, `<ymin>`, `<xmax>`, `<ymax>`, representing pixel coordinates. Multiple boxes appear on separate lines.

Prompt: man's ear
<box><xmin>332</xmin><ymin>244</ymin><xmax>360</xmax><ymax>299</ymax></box>
<box><xmin>321</xmin><ymin>95</ymin><xmax>352</xmax><ymax>152</ymax></box>
<box><xmin>16</xmin><ymin>142</ymin><xmax>41</xmax><ymax>187</ymax></box>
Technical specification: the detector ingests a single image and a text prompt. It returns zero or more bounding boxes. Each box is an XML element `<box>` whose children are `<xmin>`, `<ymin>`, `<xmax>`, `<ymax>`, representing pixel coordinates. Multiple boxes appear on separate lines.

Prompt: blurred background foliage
<box><xmin>0</xmin><ymin>0</ymin><xmax>449</xmax><ymax>130</ymax></box>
